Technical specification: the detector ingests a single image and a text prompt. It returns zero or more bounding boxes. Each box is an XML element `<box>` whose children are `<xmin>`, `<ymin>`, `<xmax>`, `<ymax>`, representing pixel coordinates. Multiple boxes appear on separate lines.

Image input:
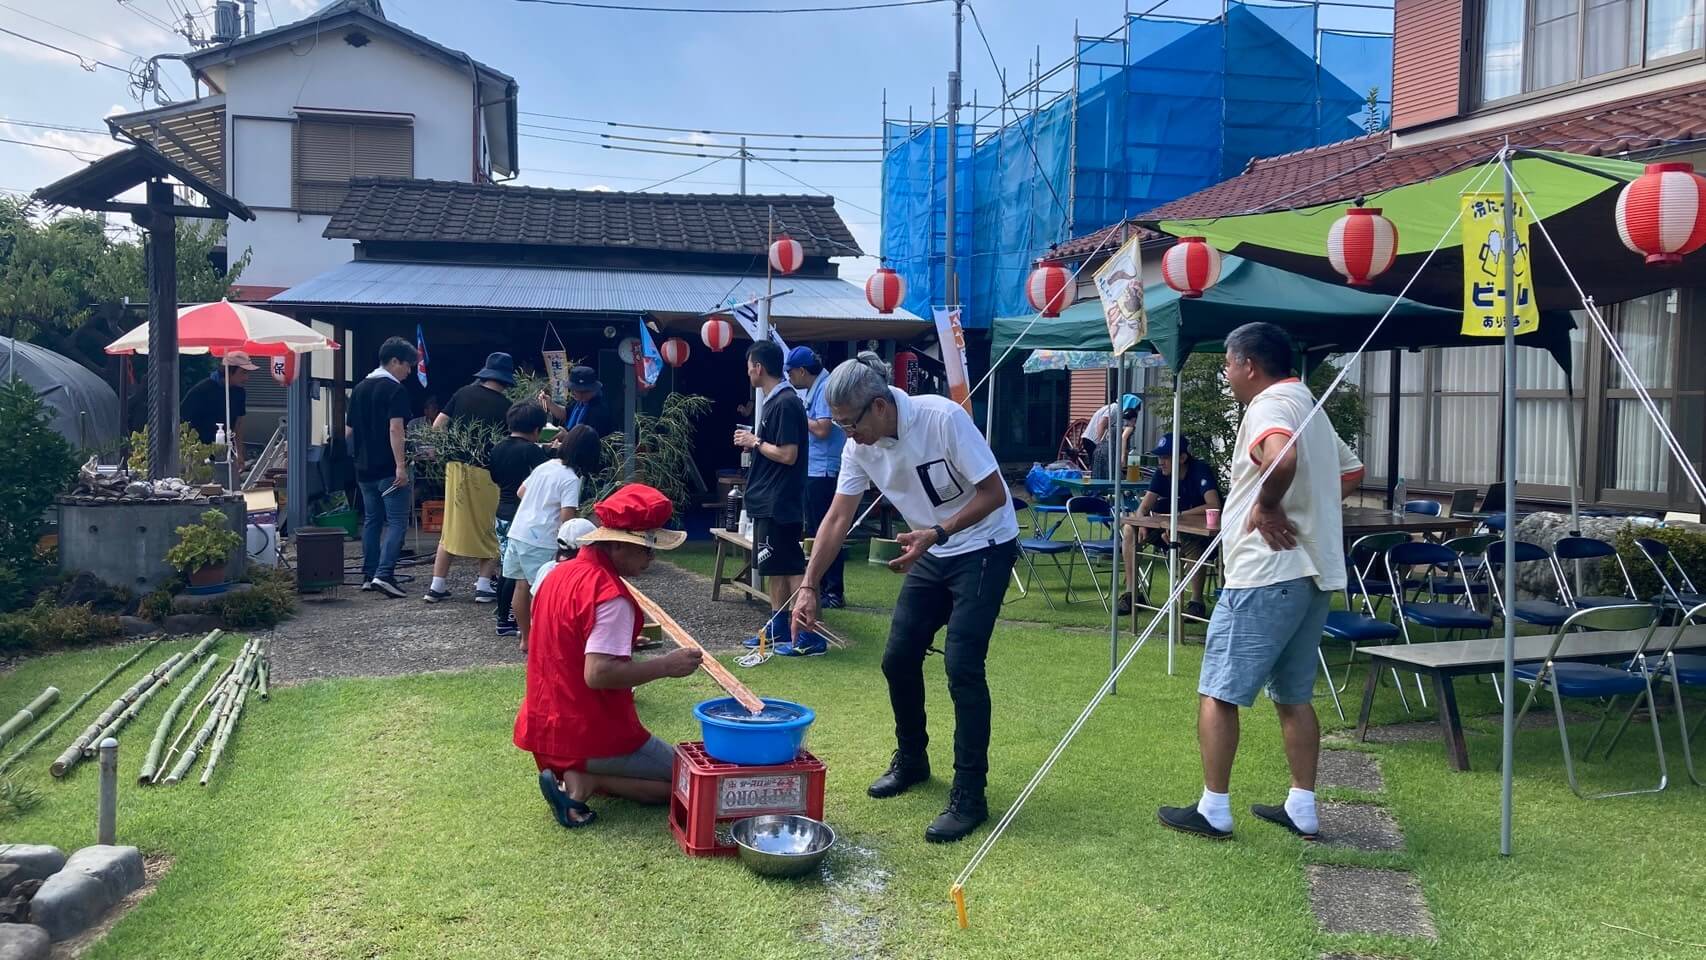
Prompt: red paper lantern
<box><xmin>865</xmin><ymin>267</ymin><xmax>906</xmax><ymax>314</ymax></box>
<box><xmin>1160</xmin><ymin>237</ymin><xmax>1222</xmax><ymax>299</ymax></box>
<box><xmin>1025</xmin><ymin>263</ymin><xmax>1071</xmax><ymax>317</ymax></box>
<box><xmin>700</xmin><ymin>317</ymin><xmax>733</xmax><ymax>352</ymax></box>
<box><xmin>1327</xmin><ymin>207</ymin><xmax>1398</xmax><ymax>286</ymax></box>
<box><xmin>1616</xmin><ymin>162</ymin><xmax>1706</xmax><ymax>266</ymax></box>
<box><xmin>769</xmin><ymin>234</ymin><xmax>803</xmax><ymax>275</ymax></box>
<box><xmin>269</xmin><ymin>352</ymin><xmax>296</xmax><ymax>386</ymax></box>
<box><xmin>659</xmin><ymin>337</ymin><xmax>691</xmax><ymax>368</ymax></box>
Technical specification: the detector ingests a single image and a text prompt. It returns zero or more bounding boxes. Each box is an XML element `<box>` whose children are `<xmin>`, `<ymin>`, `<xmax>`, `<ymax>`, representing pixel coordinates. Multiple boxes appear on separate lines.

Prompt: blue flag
<box><xmin>637</xmin><ymin>319</ymin><xmax>663</xmax><ymax>388</ymax></box>
<box><xmin>415</xmin><ymin>324</ymin><xmax>429</xmax><ymax>387</ymax></box>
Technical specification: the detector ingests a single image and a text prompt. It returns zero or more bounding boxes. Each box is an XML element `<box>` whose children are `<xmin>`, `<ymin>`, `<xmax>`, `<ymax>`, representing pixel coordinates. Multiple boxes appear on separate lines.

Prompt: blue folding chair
<box><xmin>1063</xmin><ymin>495</ymin><xmax>1118</xmax><ymax>611</ymax></box>
<box><xmin>1318</xmin><ymin>532</ymin><xmax>1409</xmax><ymax>721</ymax></box>
<box><xmin>1013</xmin><ymin>497</ymin><xmax>1072</xmax><ymax>611</ymax></box>
<box><xmin>1418</xmin><ymin>534</ymin><xmax>1497</xmax><ymax>609</ymax></box>
<box><xmin>1606</xmin><ymin>601</ymin><xmax>1706</xmax><ymax>786</ymax></box>
<box><xmin>1635</xmin><ymin>537</ymin><xmax>1706</xmax><ymax>615</ymax></box>
<box><xmin>1387</xmin><ymin>541</ymin><xmax>1495</xmax><ymax>707</ymax></box>
<box><xmin>1404</xmin><ymin>499</ymin><xmax>1442</xmax><ymax>516</ymax></box>
<box><xmin>1550</xmin><ymin>535</ymin><xmax>1639</xmax><ymax>609</ymax></box>
<box><xmin>1487</xmin><ymin>540</ymin><xmax>1575</xmax><ymax>629</ymax></box>
<box><xmin>1508</xmin><ymin>604</ymin><xmax>1667</xmax><ymax>799</ymax></box>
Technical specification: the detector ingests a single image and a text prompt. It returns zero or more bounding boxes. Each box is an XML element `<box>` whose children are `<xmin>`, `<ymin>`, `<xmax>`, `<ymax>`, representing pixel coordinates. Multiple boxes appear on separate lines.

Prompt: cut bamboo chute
<box><xmin>52</xmin><ymin>652</ymin><xmax>183</xmax><ymax>777</ymax></box>
<box><xmin>139</xmin><ymin>655</ymin><xmax>220</xmax><ymax>784</ymax></box>
<box><xmin>0</xmin><ymin>639</ymin><xmax>160</xmax><ymax>776</ymax></box>
<box><xmin>0</xmin><ymin>687</ymin><xmax>60</xmax><ymax>748</ymax></box>
<box><xmin>161</xmin><ymin>639</ymin><xmax>262</xmax><ymax>786</ymax></box>
<box><xmin>156</xmin><ymin>659</ymin><xmax>236</xmax><ymax>782</ymax></box>
<box><xmin>90</xmin><ymin>630</ymin><xmax>223</xmax><ymax>754</ymax></box>
<box><xmin>623</xmin><ymin>579</ymin><xmax>764</xmax><ymax>715</ymax></box>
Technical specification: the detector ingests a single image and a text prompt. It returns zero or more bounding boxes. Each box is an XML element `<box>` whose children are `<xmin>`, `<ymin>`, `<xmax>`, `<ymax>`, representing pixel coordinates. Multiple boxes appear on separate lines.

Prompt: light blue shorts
<box><xmin>1198</xmin><ymin>577</ymin><xmax>1332</xmax><ymax>708</ymax></box>
<box><xmin>503</xmin><ymin>539</ymin><xmax>558</xmax><ymax>583</ymax></box>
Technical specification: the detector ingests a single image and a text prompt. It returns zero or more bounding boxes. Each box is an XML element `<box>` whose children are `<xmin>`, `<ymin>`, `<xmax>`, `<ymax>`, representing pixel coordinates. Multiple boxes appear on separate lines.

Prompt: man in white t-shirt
<box><xmin>793</xmin><ymin>353</ymin><xmax>1019</xmax><ymax>844</ymax></box>
<box><xmin>1158</xmin><ymin>322</ymin><xmax>1364</xmax><ymax>843</ymax></box>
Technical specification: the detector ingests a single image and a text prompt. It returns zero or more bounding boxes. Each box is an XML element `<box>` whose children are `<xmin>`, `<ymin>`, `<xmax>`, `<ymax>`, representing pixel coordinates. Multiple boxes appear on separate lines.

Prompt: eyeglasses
<box><xmin>832</xmin><ymin>397</ymin><xmax>877</xmax><ymax>431</ymax></box>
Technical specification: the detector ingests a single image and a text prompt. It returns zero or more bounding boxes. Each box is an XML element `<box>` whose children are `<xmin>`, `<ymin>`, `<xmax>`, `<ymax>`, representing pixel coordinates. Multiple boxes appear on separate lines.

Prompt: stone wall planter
<box><xmin>56</xmin><ymin>496</ymin><xmax>246</xmax><ymax>594</ymax></box>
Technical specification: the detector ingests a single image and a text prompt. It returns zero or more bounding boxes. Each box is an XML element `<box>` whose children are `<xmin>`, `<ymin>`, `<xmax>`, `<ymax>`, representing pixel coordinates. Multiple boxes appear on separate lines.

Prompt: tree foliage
<box><xmin>0</xmin><ymin>379</ymin><xmax>78</xmax><ymax>611</ymax></box>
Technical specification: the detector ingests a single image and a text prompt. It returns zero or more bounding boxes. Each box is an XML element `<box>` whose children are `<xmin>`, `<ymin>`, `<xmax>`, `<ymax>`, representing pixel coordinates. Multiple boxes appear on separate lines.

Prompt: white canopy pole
<box><xmin>1499</xmin><ymin>151</ymin><xmax>1519</xmax><ymax>857</ymax></box>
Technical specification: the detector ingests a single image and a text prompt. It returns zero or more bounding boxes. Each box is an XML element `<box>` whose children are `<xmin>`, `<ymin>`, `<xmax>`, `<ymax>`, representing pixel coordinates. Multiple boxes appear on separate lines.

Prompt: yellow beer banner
<box><xmin>1460</xmin><ymin>192</ymin><xmax>1540</xmax><ymax>337</ymax></box>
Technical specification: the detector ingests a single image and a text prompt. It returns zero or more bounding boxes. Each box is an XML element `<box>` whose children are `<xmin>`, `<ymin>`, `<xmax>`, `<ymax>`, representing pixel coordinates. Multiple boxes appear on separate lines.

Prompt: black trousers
<box><xmin>883</xmin><ymin>539</ymin><xmax>1017</xmax><ymax>789</ymax></box>
<box><xmin>803</xmin><ymin>476</ymin><xmax>846</xmax><ymax>599</ymax></box>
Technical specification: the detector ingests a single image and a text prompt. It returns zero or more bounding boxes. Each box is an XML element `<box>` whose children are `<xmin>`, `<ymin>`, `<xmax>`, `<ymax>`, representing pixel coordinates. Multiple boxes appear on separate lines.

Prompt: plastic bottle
<box><xmin>723</xmin><ymin>486</ymin><xmax>744</xmax><ymax>532</ymax></box>
<box><xmin>214</xmin><ymin>423</ymin><xmax>226</xmax><ymax>447</ymax></box>
<box><xmin>1392</xmin><ymin>476</ymin><xmax>1407</xmax><ymax>520</ymax></box>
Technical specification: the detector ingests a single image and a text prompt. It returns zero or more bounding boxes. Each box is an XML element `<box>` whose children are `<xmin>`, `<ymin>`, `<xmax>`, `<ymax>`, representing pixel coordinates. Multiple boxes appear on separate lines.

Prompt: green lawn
<box><xmin>0</xmin><ymin>575</ymin><xmax>1702</xmax><ymax>958</ymax></box>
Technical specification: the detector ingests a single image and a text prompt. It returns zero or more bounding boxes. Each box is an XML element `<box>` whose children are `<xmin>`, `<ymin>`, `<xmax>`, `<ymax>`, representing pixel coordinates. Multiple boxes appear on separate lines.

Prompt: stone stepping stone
<box><xmin>1307</xmin><ymin>865</ymin><xmax>1437</xmax><ymax>940</ymax></box>
<box><xmin>1319</xmin><ymin>802</ymin><xmax>1405</xmax><ymax>852</ymax></box>
<box><xmin>1357</xmin><ymin>720</ymin><xmax>1443</xmax><ymax>745</ymax></box>
<box><xmin>1318</xmin><ymin>750</ymin><xmax>1385</xmax><ymax>793</ymax></box>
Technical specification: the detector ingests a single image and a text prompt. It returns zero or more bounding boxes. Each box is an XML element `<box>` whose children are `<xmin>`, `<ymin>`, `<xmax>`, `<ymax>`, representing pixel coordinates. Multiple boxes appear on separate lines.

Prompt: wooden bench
<box><xmin>710</xmin><ymin>528</ymin><xmax>769</xmax><ymax>604</ymax></box>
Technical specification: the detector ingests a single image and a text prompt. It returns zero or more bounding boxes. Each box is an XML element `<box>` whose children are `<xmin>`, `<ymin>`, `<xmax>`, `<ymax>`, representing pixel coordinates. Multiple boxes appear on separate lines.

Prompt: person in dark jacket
<box><xmin>539</xmin><ymin>366</ymin><xmax>615</xmax><ymax>438</ymax></box>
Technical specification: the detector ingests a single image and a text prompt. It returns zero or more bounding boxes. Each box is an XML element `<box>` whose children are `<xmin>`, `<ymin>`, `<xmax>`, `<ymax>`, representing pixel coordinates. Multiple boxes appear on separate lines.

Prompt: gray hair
<box><xmin>1224</xmin><ymin>321</ymin><xmax>1294</xmax><ymax>378</ymax></box>
<box><xmin>824</xmin><ymin>351</ymin><xmax>892</xmax><ymax>411</ymax></box>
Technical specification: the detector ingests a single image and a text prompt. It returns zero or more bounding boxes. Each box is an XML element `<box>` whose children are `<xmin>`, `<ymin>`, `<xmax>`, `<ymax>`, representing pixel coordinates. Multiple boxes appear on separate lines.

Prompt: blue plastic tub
<box><xmin>694</xmin><ymin>697</ymin><xmax>815</xmax><ymax>766</ymax></box>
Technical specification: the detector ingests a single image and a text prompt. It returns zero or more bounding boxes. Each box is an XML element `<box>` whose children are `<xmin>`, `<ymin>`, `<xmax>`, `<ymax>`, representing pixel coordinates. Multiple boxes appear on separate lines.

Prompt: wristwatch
<box><xmin>930</xmin><ymin>524</ymin><xmax>950</xmax><ymax>547</ymax></box>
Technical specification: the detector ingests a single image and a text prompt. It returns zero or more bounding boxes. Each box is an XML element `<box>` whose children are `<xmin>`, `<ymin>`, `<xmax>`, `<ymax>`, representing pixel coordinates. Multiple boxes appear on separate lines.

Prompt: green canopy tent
<box><xmin>1153</xmin><ymin>151</ymin><xmax>1694</xmax><ymax>311</ymax></box>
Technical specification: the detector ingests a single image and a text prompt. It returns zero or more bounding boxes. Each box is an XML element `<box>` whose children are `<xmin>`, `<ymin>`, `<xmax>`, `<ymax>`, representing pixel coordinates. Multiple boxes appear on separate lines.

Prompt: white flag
<box><xmin>1093</xmin><ymin>235</ymin><xmax>1147</xmax><ymax>355</ymax></box>
<box><xmin>729</xmin><ymin>298</ymin><xmax>789</xmax><ymax>355</ymax></box>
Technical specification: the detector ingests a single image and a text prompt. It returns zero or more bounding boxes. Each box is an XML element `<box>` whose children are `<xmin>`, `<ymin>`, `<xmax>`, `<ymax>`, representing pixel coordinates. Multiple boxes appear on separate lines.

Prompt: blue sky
<box><xmin>0</xmin><ymin>0</ymin><xmax>1390</xmax><ymax>281</ymax></box>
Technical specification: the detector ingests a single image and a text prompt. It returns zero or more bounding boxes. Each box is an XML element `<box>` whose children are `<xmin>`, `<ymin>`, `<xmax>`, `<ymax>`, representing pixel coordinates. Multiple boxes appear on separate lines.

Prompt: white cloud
<box><xmin>0</xmin><ymin>125</ymin><xmax>119</xmax><ymax>163</ymax></box>
<box><xmin>586</xmin><ymin>184</ymin><xmax>614</xmax><ymax>192</ymax></box>
<box><xmin>668</xmin><ymin>131</ymin><xmax>723</xmax><ymax>148</ymax></box>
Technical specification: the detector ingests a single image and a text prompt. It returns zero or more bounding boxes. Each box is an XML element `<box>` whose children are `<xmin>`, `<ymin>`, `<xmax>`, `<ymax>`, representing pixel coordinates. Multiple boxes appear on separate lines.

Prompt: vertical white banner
<box><xmin>932</xmin><ymin>306</ymin><xmax>972</xmax><ymax>413</ymax></box>
<box><xmin>1093</xmin><ymin>235</ymin><xmax>1147</xmax><ymax>355</ymax></box>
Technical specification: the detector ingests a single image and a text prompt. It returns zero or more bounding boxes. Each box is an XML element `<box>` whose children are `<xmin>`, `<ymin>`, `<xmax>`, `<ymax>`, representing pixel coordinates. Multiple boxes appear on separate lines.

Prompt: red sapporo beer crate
<box><xmin>668</xmin><ymin>741</ymin><xmax>826</xmax><ymax>857</ymax></box>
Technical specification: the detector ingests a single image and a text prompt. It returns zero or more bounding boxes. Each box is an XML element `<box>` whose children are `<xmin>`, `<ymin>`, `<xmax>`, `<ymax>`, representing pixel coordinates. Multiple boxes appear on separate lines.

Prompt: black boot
<box><xmin>924</xmin><ymin>781</ymin><xmax>989</xmax><ymax>843</ymax></box>
<box><xmin>867</xmin><ymin>751</ymin><xmax>930</xmax><ymax>799</ymax></box>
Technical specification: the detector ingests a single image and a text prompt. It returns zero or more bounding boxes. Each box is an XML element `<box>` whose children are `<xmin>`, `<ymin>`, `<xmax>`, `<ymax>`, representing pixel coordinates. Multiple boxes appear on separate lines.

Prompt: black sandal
<box><xmin>538</xmin><ymin>770</ymin><xmax>598</xmax><ymax>829</ymax></box>
<box><xmin>1251</xmin><ymin>803</ymin><xmax>1318</xmax><ymax>841</ymax></box>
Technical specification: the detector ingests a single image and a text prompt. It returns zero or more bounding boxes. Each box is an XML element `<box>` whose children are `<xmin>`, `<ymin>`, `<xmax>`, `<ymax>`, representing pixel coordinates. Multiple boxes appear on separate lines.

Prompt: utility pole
<box><xmin>739</xmin><ymin>137</ymin><xmax>747</xmax><ymax>195</ymax></box>
<box><xmin>242</xmin><ymin>0</ymin><xmax>255</xmax><ymax>36</ymax></box>
<box><xmin>943</xmin><ymin>0</ymin><xmax>964</xmax><ymax>313</ymax></box>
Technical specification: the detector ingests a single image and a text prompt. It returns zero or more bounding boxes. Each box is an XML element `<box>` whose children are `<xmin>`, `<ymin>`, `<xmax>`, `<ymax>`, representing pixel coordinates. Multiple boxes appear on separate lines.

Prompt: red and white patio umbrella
<box><xmin>106</xmin><ymin>300</ymin><xmax>339</xmax><ymax>487</ymax></box>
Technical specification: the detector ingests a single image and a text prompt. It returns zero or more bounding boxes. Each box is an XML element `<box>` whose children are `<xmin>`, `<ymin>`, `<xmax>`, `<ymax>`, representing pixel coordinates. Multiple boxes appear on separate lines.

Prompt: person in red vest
<box><xmin>513</xmin><ymin>483</ymin><xmax>701</xmax><ymax>829</ymax></box>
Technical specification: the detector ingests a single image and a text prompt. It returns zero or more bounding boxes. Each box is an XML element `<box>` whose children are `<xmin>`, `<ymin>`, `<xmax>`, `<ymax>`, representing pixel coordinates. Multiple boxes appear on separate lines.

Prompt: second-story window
<box><xmin>1479</xmin><ymin>0</ymin><xmax>1704</xmax><ymax>103</ymax></box>
<box><xmin>293</xmin><ymin>114</ymin><xmax>414</xmax><ymax>215</ymax></box>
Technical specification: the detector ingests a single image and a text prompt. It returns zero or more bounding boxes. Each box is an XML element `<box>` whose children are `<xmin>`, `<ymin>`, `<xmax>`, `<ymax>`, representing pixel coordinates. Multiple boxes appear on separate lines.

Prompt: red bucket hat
<box><xmin>580</xmin><ymin>483</ymin><xmax>686</xmax><ymax>550</ymax></box>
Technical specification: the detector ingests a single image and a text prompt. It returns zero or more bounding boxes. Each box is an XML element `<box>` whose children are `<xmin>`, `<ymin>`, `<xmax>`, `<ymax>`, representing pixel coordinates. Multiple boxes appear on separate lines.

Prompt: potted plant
<box><xmin>166</xmin><ymin>509</ymin><xmax>244</xmax><ymax>591</ymax></box>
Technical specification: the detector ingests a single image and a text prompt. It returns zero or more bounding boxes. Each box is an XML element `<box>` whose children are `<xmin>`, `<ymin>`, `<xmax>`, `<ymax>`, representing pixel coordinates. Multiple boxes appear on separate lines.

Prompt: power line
<box><xmin>748</xmin><ymin>154</ymin><xmax>880</xmax><ymax>217</ymax></box>
<box><xmin>0</xmin><ymin>2</ymin><xmax>143</xmax><ymax>58</ymax></box>
<box><xmin>510</xmin><ymin>0</ymin><xmax>946</xmax><ymax>13</ymax></box>
<box><xmin>0</xmin><ymin>24</ymin><xmax>135</xmax><ymax>74</ymax></box>
<box><xmin>0</xmin><ymin>136</ymin><xmax>107</xmax><ymax>161</ymax></box>
<box><xmin>116</xmin><ymin>0</ymin><xmax>180</xmax><ymax>34</ymax></box>
<box><xmin>522</xmin><ymin>164</ymin><xmax>878</xmax><ymax>190</ymax></box>
<box><xmin>519</xmin><ymin>120</ymin><xmax>884</xmax><ymax>152</ymax></box>
<box><xmin>633</xmin><ymin>151</ymin><xmax>739</xmax><ymax>192</ymax></box>
<box><xmin>520</xmin><ymin>110</ymin><xmax>884</xmax><ymax>141</ymax></box>
<box><xmin>0</xmin><ymin>117</ymin><xmax>109</xmax><ymax>137</ymax></box>
<box><xmin>521</xmin><ymin>130</ymin><xmax>882</xmax><ymax>162</ymax></box>
<box><xmin>963</xmin><ymin>2</ymin><xmax>1067</xmax><ymax>220</ymax></box>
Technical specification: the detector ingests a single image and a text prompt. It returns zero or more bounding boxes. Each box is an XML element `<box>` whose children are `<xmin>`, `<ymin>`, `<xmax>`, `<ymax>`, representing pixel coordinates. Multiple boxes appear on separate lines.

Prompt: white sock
<box><xmin>1284</xmin><ymin>787</ymin><xmax>1318</xmax><ymax>834</ymax></box>
<box><xmin>431</xmin><ymin>576</ymin><xmax>448</xmax><ymax>593</ymax></box>
<box><xmin>476</xmin><ymin>577</ymin><xmax>494</xmax><ymax>592</ymax></box>
<box><xmin>1198</xmin><ymin>787</ymin><xmax>1232</xmax><ymax>831</ymax></box>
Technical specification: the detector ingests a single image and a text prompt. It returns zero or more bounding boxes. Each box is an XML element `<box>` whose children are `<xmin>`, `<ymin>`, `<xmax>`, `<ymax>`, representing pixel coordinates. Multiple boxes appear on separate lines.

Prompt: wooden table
<box><xmin>709</xmin><ymin>528</ymin><xmax>768</xmax><ymax>604</ymax></box>
<box><xmin>1355</xmin><ymin>624</ymin><xmax>1706</xmax><ymax>771</ymax></box>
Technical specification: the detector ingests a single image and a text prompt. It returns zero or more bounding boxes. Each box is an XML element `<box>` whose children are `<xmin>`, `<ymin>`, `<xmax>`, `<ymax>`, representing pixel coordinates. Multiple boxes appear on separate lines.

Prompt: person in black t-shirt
<box><xmin>180</xmin><ymin>352</ymin><xmax>258</xmax><ymax>473</ymax></box>
<box><xmin>423</xmin><ymin>352</ymin><xmax>516</xmax><ymax>605</ymax></box>
<box><xmin>733</xmin><ymin>340</ymin><xmax>813</xmax><ymax>655</ymax></box>
<box><xmin>1127</xmin><ymin>433</ymin><xmax>1223</xmax><ymax>619</ymax></box>
<box><xmin>346</xmin><ymin>336</ymin><xmax>419</xmax><ymax>597</ymax></box>
<box><xmin>487</xmin><ymin>400</ymin><xmax>552</xmax><ymax>638</ymax></box>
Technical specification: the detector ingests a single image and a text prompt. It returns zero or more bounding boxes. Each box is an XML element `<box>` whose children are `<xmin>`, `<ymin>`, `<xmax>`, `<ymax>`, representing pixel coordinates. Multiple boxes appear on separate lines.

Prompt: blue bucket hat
<box><xmin>475</xmin><ymin>352</ymin><xmax>516</xmax><ymax>386</ymax></box>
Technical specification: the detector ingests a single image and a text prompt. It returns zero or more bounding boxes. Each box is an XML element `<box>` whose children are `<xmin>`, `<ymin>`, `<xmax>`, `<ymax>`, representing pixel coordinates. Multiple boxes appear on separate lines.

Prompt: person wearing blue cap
<box><xmin>787</xmin><ymin>346</ymin><xmax>848</xmax><ymax>609</ymax></box>
<box><xmin>1127</xmin><ymin>432</ymin><xmax>1222</xmax><ymax>619</ymax></box>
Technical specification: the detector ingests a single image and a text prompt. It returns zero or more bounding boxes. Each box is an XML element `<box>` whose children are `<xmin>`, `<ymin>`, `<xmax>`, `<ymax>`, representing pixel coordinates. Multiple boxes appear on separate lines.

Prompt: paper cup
<box><xmin>1205</xmin><ymin>508</ymin><xmax>1221</xmax><ymax>530</ymax></box>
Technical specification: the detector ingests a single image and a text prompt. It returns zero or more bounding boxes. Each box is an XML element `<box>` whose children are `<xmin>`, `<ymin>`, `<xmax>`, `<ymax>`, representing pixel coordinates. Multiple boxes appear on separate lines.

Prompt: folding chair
<box><xmin>1063</xmin><ymin>495</ymin><xmax>1117</xmax><ymax>611</ymax></box>
<box><xmin>1634</xmin><ymin>537</ymin><xmax>1706</xmax><ymax>616</ymax></box>
<box><xmin>1013</xmin><ymin>497</ymin><xmax>1072</xmax><ymax>610</ymax></box>
<box><xmin>1318</xmin><ymin>532</ymin><xmax>1409</xmax><ymax>721</ymax></box>
<box><xmin>1550</xmin><ymin>536</ymin><xmax>1638</xmax><ymax>609</ymax></box>
<box><xmin>1487</xmin><ymin>541</ymin><xmax>1574</xmax><ymax>629</ymax></box>
<box><xmin>1507</xmin><ymin>604</ymin><xmax>1667</xmax><ymax>799</ymax></box>
<box><xmin>1603</xmin><ymin>601</ymin><xmax>1706</xmax><ymax>786</ymax></box>
<box><xmin>1420</xmin><ymin>534</ymin><xmax>1497</xmax><ymax>611</ymax></box>
<box><xmin>1345</xmin><ymin>531</ymin><xmax>1407</xmax><ymax>617</ymax></box>
<box><xmin>1387</xmin><ymin>541</ymin><xmax>1496</xmax><ymax>707</ymax></box>
<box><xmin>1404</xmin><ymin>499</ymin><xmax>1442</xmax><ymax>516</ymax></box>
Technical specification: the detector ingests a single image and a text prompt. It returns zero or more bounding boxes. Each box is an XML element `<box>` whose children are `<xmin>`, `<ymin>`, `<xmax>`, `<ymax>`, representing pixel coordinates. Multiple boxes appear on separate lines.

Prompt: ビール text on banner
<box><xmin>1461</xmin><ymin>192</ymin><xmax>1540</xmax><ymax>337</ymax></box>
<box><xmin>932</xmin><ymin>307</ymin><xmax>972</xmax><ymax>413</ymax></box>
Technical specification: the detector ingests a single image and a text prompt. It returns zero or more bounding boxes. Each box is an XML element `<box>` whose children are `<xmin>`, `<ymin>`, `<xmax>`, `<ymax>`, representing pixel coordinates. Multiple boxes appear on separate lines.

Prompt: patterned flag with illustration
<box><xmin>414</xmin><ymin>324</ymin><xmax>429</xmax><ymax>387</ymax></box>
<box><xmin>1093</xmin><ymin>235</ymin><xmax>1147</xmax><ymax>355</ymax></box>
<box><xmin>636</xmin><ymin>320</ymin><xmax>663</xmax><ymax>388</ymax></box>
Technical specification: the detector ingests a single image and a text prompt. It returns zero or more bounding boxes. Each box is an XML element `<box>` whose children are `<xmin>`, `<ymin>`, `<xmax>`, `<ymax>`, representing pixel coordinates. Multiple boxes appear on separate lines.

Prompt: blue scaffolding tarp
<box><xmin>882</xmin><ymin>2</ymin><xmax>1391</xmax><ymax>331</ymax></box>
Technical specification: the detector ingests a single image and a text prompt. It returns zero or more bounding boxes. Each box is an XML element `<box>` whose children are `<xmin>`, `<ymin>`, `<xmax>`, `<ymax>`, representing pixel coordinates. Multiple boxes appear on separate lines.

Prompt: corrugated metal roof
<box><xmin>269</xmin><ymin>260</ymin><xmax>926</xmax><ymax>327</ymax></box>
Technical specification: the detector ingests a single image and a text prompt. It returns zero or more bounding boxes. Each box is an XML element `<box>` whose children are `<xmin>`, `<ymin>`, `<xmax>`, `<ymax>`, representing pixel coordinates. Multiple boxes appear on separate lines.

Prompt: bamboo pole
<box><xmin>199</xmin><ymin>682</ymin><xmax>250</xmax><ymax>785</ymax></box>
<box><xmin>623</xmin><ymin>579</ymin><xmax>764</xmax><ymax>715</ymax></box>
<box><xmin>256</xmin><ymin>657</ymin><xmax>269</xmax><ymax>700</ymax></box>
<box><xmin>155</xmin><ymin>657</ymin><xmax>238</xmax><ymax>784</ymax></box>
<box><xmin>97</xmin><ymin>631</ymin><xmax>223</xmax><ymax>746</ymax></box>
<box><xmin>163</xmin><ymin>641</ymin><xmax>259</xmax><ymax>786</ymax></box>
<box><xmin>162</xmin><ymin>697</ymin><xmax>225</xmax><ymax>785</ymax></box>
<box><xmin>139</xmin><ymin>655</ymin><xmax>219</xmax><ymax>785</ymax></box>
<box><xmin>0</xmin><ymin>687</ymin><xmax>60</xmax><ymax>748</ymax></box>
<box><xmin>52</xmin><ymin>652</ymin><xmax>183</xmax><ymax>777</ymax></box>
<box><xmin>0</xmin><ymin>639</ymin><xmax>160</xmax><ymax>776</ymax></box>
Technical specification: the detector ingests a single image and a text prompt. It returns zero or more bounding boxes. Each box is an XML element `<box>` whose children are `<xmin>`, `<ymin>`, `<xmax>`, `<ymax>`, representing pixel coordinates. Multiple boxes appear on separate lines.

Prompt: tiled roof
<box><xmin>1047</xmin><ymin>79</ymin><xmax>1706</xmax><ymax>258</ymax></box>
<box><xmin>324</xmin><ymin>178</ymin><xmax>862</xmax><ymax>259</ymax></box>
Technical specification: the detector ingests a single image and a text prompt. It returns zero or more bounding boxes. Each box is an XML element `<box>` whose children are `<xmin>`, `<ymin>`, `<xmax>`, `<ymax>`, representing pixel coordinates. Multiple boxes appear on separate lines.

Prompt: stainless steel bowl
<box><xmin>729</xmin><ymin>815</ymin><xmax>836</xmax><ymax>878</ymax></box>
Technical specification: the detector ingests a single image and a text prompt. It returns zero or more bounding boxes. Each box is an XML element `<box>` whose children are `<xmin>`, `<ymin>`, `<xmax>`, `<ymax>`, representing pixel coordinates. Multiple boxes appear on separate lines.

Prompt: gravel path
<box><xmin>260</xmin><ymin>540</ymin><xmax>774</xmax><ymax>684</ymax></box>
